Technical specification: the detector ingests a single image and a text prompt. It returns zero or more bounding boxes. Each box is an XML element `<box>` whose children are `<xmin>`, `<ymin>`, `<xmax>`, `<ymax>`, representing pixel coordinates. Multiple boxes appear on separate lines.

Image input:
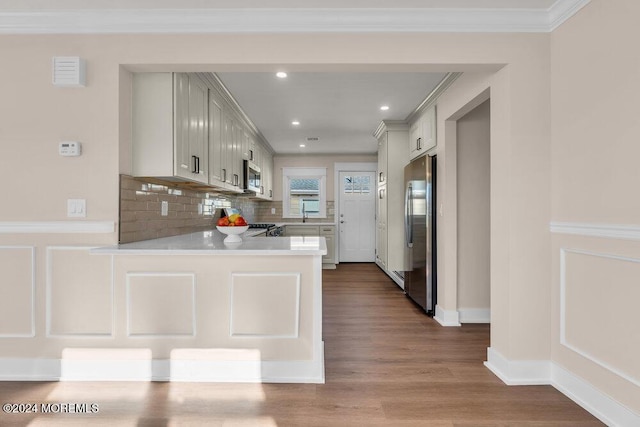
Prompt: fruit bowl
<box><xmin>216</xmin><ymin>225</ymin><xmax>249</xmax><ymax>243</ymax></box>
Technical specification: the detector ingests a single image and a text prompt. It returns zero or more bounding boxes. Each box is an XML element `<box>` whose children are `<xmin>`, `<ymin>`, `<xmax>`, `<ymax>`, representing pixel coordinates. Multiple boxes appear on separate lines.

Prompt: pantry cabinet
<box><xmin>375</xmin><ymin>121</ymin><xmax>409</xmax><ymax>272</ymax></box>
<box><xmin>132</xmin><ymin>72</ymin><xmax>209</xmax><ymax>184</ymax></box>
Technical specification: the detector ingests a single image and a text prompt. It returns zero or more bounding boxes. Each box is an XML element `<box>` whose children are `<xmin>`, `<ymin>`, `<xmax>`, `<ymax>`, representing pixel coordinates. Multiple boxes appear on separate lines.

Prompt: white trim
<box><xmin>0</xmin><ymin>246</ymin><xmax>36</xmax><ymax>338</ymax></box>
<box><xmin>282</xmin><ymin>167</ymin><xmax>327</xmax><ymax>219</ymax></box>
<box><xmin>433</xmin><ymin>304</ymin><xmax>461</xmax><ymax>327</ymax></box>
<box><xmin>0</xmin><ymin>221</ymin><xmax>115</xmax><ymax>234</ymax></box>
<box><xmin>0</xmin><ymin>344</ymin><xmax>325</xmax><ymax>384</ymax></box>
<box><xmin>229</xmin><ymin>272</ymin><xmax>301</xmax><ymax>339</ymax></box>
<box><xmin>548</xmin><ymin>0</ymin><xmax>592</xmax><ymax>31</ymax></box>
<box><xmin>559</xmin><ymin>248</ymin><xmax>640</xmax><ymax>388</ymax></box>
<box><xmin>126</xmin><ymin>272</ymin><xmax>197</xmax><ymax>338</ymax></box>
<box><xmin>484</xmin><ymin>348</ymin><xmax>640</xmax><ymax>426</ymax></box>
<box><xmin>46</xmin><ymin>247</ymin><xmax>114</xmax><ymax>338</ymax></box>
<box><xmin>484</xmin><ymin>347</ymin><xmax>551</xmax><ymax>385</ymax></box>
<box><xmin>0</xmin><ymin>3</ymin><xmax>590</xmax><ymax>34</ymax></box>
<box><xmin>550</xmin><ymin>221</ymin><xmax>640</xmax><ymax>241</ymax></box>
<box><xmin>552</xmin><ymin>363</ymin><xmax>640</xmax><ymax>427</ymax></box>
<box><xmin>458</xmin><ymin>308</ymin><xmax>490</xmax><ymax>324</ymax></box>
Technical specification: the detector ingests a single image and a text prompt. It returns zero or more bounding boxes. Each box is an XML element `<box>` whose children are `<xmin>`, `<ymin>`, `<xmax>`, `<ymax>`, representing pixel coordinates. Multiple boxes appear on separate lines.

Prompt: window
<box><xmin>283</xmin><ymin>167</ymin><xmax>327</xmax><ymax>219</ymax></box>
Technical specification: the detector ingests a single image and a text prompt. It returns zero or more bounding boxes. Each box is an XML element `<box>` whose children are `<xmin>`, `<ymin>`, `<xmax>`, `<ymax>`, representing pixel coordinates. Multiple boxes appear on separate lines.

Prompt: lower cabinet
<box><xmin>284</xmin><ymin>225</ymin><xmax>335</xmax><ymax>265</ymax></box>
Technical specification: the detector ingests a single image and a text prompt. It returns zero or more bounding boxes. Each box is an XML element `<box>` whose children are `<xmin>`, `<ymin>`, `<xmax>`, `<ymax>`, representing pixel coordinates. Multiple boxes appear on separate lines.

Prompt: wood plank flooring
<box><xmin>0</xmin><ymin>263</ymin><xmax>602</xmax><ymax>426</ymax></box>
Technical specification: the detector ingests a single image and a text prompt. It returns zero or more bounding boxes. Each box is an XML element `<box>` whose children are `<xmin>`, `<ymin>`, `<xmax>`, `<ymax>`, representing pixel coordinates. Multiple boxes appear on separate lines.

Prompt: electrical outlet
<box><xmin>271</xmin><ymin>208</ymin><xmax>276</xmax><ymax>214</ymax></box>
<box><xmin>161</xmin><ymin>201</ymin><xmax>169</xmax><ymax>216</ymax></box>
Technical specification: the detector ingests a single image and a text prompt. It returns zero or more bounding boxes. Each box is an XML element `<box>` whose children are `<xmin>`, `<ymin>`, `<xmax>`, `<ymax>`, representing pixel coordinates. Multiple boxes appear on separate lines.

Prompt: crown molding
<box><xmin>0</xmin><ymin>1</ymin><xmax>590</xmax><ymax>34</ymax></box>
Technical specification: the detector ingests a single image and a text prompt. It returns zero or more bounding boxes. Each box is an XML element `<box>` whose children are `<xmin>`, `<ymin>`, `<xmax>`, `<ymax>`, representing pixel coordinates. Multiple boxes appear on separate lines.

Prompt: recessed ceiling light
<box><xmin>276</xmin><ymin>72</ymin><xmax>288</xmax><ymax>78</ymax></box>
<box><xmin>299</xmin><ymin>144</ymin><xmax>306</xmax><ymax>148</ymax></box>
<box><xmin>380</xmin><ymin>105</ymin><xmax>390</xmax><ymax>111</ymax></box>
<box><xmin>292</xmin><ymin>121</ymin><xmax>300</xmax><ymax>126</ymax></box>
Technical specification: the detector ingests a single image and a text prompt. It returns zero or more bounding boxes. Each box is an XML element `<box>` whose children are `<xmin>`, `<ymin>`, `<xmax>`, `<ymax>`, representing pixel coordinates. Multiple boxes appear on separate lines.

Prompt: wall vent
<box><xmin>52</xmin><ymin>57</ymin><xmax>86</xmax><ymax>87</ymax></box>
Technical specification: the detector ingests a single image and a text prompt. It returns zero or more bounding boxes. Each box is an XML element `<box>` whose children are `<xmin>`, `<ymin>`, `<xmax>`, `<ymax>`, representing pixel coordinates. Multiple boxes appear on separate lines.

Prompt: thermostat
<box><xmin>59</xmin><ymin>141</ymin><xmax>81</xmax><ymax>156</ymax></box>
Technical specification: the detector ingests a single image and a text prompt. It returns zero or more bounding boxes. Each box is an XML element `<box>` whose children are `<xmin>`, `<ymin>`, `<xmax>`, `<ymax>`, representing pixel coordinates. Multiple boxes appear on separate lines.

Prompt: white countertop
<box><xmin>276</xmin><ymin>222</ymin><xmax>336</xmax><ymax>226</ymax></box>
<box><xmin>92</xmin><ymin>229</ymin><xmax>327</xmax><ymax>256</ymax></box>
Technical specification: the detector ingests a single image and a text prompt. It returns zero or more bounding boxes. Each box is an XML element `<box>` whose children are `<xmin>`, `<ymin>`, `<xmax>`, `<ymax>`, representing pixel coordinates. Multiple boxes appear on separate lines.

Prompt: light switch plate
<box><xmin>67</xmin><ymin>199</ymin><xmax>86</xmax><ymax>217</ymax></box>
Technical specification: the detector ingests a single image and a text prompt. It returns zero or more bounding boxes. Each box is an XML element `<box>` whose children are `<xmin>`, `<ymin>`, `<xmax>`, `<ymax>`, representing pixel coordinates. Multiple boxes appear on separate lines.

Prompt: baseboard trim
<box><xmin>458</xmin><ymin>308</ymin><xmax>490</xmax><ymax>323</ymax></box>
<box><xmin>484</xmin><ymin>347</ymin><xmax>640</xmax><ymax>426</ymax></box>
<box><xmin>0</xmin><ymin>344</ymin><xmax>325</xmax><ymax>384</ymax></box>
<box><xmin>434</xmin><ymin>305</ymin><xmax>461</xmax><ymax>327</ymax></box>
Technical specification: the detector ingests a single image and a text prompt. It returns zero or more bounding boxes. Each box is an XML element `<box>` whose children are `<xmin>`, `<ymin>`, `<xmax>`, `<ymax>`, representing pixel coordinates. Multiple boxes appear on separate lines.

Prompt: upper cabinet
<box><xmin>133</xmin><ymin>72</ymin><xmax>209</xmax><ymax>184</ymax></box>
<box><xmin>408</xmin><ymin>105</ymin><xmax>437</xmax><ymax>161</ymax></box>
<box><xmin>133</xmin><ymin>72</ymin><xmax>274</xmax><ymax>196</ymax></box>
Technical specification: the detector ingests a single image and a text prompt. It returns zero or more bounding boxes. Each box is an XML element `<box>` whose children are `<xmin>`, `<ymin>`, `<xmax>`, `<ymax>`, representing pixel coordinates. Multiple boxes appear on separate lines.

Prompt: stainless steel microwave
<box><xmin>244</xmin><ymin>160</ymin><xmax>261</xmax><ymax>194</ymax></box>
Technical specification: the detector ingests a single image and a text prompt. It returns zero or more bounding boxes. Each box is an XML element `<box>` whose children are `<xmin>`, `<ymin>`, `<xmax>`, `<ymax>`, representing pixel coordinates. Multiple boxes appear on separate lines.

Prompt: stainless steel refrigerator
<box><xmin>404</xmin><ymin>154</ymin><xmax>436</xmax><ymax>315</ymax></box>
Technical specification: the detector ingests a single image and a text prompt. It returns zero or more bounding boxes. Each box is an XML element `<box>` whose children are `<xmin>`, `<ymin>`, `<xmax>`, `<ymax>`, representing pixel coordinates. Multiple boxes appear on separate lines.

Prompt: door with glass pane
<box><xmin>339</xmin><ymin>171</ymin><xmax>376</xmax><ymax>262</ymax></box>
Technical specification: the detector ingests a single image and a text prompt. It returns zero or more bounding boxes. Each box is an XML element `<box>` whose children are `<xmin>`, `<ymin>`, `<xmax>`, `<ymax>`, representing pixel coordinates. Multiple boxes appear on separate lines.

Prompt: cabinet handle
<box><xmin>234</xmin><ymin>174</ymin><xmax>239</xmax><ymax>186</ymax></box>
<box><xmin>260</xmin><ymin>186</ymin><xmax>264</xmax><ymax>195</ymax></box>
<box><xmin>249</xmin><ymin>150</ymin><xmax>253</xmax><ymax>161</ymax></box>
<box><xmin>379</xmin><ymin>188</ymin><xmax>384</xmax><ymax>199</ymax></box>
<box><xmin>222</xmin><ymin>169</ymin><xmax>227</xmax><ymax>182</ymax></box>
<box><xmin>192</xmin><ymin>155</ymin><xmax>198</xmax><ymax>173</ymax></box>
<box><xmin>417</xmin><ymin>137</ymin><xmax>422</xmax><ymax>150</ymax></box>
<box><xmin>379</xmin><ymin>172</ymin><xmax>383</xmax><ymax>182</ymax></box>
<box><xmin>269</xmin><ymin>189</ymin><xmax>272</xmax><ymax>198</ymax></box>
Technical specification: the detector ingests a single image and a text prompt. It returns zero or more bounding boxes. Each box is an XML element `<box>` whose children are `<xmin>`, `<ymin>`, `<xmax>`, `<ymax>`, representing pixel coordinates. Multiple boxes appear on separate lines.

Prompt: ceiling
<box><xmin>216</xmin><ymin>72</ymin><xmax>447</xmax><ymax>155</ymax></box>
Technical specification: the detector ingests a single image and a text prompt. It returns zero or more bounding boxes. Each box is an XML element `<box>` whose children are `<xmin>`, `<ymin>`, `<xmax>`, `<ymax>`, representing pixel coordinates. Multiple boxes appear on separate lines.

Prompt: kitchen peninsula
<box><xmin>72</xmin><ymin>231</ymin><xmax>326</xmax><ymax>383</ymax></box>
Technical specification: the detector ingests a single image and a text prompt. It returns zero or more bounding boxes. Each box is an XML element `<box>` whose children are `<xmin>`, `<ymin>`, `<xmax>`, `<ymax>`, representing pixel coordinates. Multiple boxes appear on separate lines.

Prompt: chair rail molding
<box><xmin>550</xmin><ymin>221</ymin><xmax>640</xmax><ymax>241</ymax></box>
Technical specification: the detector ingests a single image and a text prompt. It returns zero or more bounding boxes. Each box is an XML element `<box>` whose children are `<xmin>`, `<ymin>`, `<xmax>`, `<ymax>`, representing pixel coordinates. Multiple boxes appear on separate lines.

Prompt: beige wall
<box><xmin>0</xmin><ymin>31</ymin><xmax>550</xmax><ymax>363</ymax></box>
<box><xmin>550</xmin><ymin>0</ymin><xmax>640</xmax><ymax>412</ymax></box>
<box><xmin>456</xmin><ymin>100</ymin><xmax>490</xmax><ymax>313</ymax></box>
<box><xmin>273</xmin><ymin>154</ymin><xmax>377</xmax><ymax>201</ymax></box>
<box><xmin>5</xmin><ymin>17</ymin><xmax>640</xmax><ymax>414</ymax></box>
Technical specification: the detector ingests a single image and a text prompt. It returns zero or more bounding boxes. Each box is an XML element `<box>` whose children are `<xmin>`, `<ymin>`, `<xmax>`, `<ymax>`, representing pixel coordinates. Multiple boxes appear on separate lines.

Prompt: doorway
<box><xmin>335</xmin><ymin>164</ymin><xmax>377</xmax><ymax>263</ymax></box>
<box><xmin>456</xmin><ymin>99</ymin><xmax>491</xmax><ymax>323</ymax></box>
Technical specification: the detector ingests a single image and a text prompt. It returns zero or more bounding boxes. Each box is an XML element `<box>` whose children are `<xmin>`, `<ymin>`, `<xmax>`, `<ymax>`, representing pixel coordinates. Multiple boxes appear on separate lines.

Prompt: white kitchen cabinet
<box><xmin>263</xmin><ymin>150</ymin><xmax>274</xmax><ymax>200</ymax></box>
<box><xmin>284</xmin><ymin>225</ymin><xmax>335</xmax><ymax>265</ymax></box>
<box><xmin>409</xmin><ymin>105</ymin><xmax>437</xmax><ymax>161</ymax></box>
<box><xmin>208</xmin><ymin>92</ymin><xmax>225</xmax><ymax>187</ymax></box>
<box><xmin>375</xmin><ymin>121</ymin><xmax>409</xmax><ymax>272</ymax></box>
<box><xmin>376</xmin><ymin>185</ymin><xmax>387</xmax><ymax>268</ymax></box>
<box><xmin>132</xmin><ymin>72</ymin><xmax>208</xmax><ymax>184</ymax></box>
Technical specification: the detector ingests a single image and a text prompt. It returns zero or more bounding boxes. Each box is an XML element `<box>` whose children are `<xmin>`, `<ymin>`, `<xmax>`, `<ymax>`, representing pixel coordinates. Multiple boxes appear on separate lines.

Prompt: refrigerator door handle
<box><xmin>405</xmin><ymin>183</ymin><xmax>413</xmax><ymax>248</ymax></box>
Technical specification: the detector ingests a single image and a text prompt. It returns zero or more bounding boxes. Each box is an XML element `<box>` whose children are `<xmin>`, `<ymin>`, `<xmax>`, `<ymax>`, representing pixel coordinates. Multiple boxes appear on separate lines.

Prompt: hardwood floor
<box><xmin>0</xmin><ymin>263</ymin><xmax>602</xmax><ymax>426</ymax></box>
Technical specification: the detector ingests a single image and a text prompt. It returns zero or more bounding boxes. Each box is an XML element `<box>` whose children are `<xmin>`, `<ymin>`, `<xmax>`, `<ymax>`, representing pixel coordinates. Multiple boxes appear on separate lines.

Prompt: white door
<box><xmin>339</xmin><ymin>171</ymin><xmax>376</xmax><ymax>262</ymax></box>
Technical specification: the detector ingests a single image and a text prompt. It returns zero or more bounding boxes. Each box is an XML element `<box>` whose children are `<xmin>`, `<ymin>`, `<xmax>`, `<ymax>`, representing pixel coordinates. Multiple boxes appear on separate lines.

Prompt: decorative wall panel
<box><xmin>47</xmin><ymin>247</ymin><xmax>113</xmax><ymax>337</ymax></box>
<box><xmin>0</xmin><ymin>247</ymin><xmax>35</xmax><ymax>337</ymax></box>
<box><xmin>561</xmin><ymin>249</ymin><xmax>640</xmax><ymax>387</ymax></box>
<box><xmin>230</xmin><ymin>273</ymin><xmax>300</xmax><ymax>338</ymax></box>
<box><xmin>127</xmin><ymin>272</ymin><xmax>196</xmax><ymax>337</ymax></box>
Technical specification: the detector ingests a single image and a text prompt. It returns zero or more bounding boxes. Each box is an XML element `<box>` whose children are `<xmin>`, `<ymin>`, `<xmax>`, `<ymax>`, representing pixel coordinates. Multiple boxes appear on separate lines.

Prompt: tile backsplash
<box><xmin>119</xmin><ymin>175</ymin><xmax>259</xmax><ymax>243</ymax></box>
<box><xmin>119</xmin><ymin>175</ymin><xmax>335</xmax><ymax>243</ymax></box>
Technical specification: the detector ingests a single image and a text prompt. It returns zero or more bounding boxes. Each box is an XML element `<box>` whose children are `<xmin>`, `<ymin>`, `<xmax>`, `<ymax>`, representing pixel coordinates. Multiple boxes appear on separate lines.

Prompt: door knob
<box><xmin>340</xmin><ymin>220</ymin><xmax>345</xmax><ymax>223</ymax></box>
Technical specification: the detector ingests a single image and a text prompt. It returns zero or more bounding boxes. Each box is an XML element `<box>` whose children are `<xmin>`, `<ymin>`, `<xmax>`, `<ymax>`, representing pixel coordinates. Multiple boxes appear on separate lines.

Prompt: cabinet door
<box><xmin>208</xmin><ymin>94</ymin><xmax>225</xmax><ymax>186</ymax></box>
<box><xmin>222</xmin><ymin>110</ymin><xmax>235</xmax><ymax>186</ymax></box>
<box><xmin>188</xmin><ymin>74</ymin><xmax>209</xmax><ymax>183</ymax></box>
<box><xmin>421</xmin><ymin>105</ymin><xmax>437</xmax><ymax>152</ymax></box>
<box><xmin>409</xmin><ymin>118</ymin><xmax>423</xmax><ymax>160</ymax></box>
<box><xmin>233</xmin><ymin>121</ymin><xmax>244</xmax><ymax>190</ymax></box>
<box><xmin>377</xmin><ymin>132</ymin><xmax>387</xmax><ymax>186</ymax></box>
<box><xmin>376</xmin><ymin>185</ymin><xmax>388</xmax><ymax>267</ymax></box>
<box><xmin>323</xmin><ymin>234</ymin><xmax>335</xmax><ymax>264</ymax></box>
<box><xmin>174</xmin><ymin>73</ymin><xmax>191</xmax><ymax>179</ymax></box>
<box><xmin>263</xmin><ymin>150</ymin><xmax>273</xmax><ymax>199</ymax></box>
<box><xmin>285</xmin><ymin>225</ymin><xmax>319</xmax><ymax>236</ymax></box>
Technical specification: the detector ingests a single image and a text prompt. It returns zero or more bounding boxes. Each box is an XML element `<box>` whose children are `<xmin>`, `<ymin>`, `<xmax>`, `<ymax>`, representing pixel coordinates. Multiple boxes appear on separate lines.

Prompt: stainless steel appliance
<box><xmin>243</xmin><ymin>160</ymin><xmax>261</xmax><ymax>194</ymax></box>
<box><xmin>404</xmin><ymin>154</ymin><xmax>436</xmax><ymax>315</ymax></box>
<box><xmin>248</xmin><ymin>223</ymin><xmax>284</xmax><ymax>237</ymax></box>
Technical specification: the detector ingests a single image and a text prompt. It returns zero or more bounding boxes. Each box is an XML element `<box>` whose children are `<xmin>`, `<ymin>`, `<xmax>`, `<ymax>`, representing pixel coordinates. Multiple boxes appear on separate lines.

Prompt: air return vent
<box><xmin>52</xmin><ymin>57</ymin><xmax>86</xmax><ymax>87</ymax></box>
